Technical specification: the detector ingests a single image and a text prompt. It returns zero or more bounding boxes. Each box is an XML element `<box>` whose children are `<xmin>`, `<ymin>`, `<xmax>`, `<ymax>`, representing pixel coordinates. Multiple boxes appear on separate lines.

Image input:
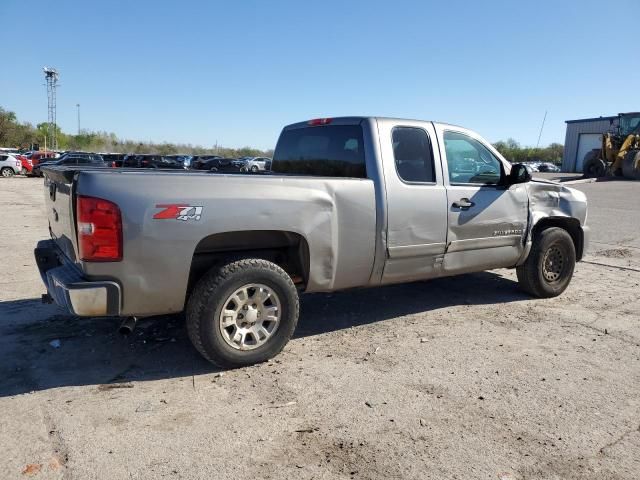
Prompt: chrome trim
<box><xmin>388</xmin><ymin>242</ymin><xmax>447</xmax><ymax>259</ymax></box>
<box><xmin>447</xmin><ymin>235</ymin><xmax>522</xmax><ymax>253</ymax></box>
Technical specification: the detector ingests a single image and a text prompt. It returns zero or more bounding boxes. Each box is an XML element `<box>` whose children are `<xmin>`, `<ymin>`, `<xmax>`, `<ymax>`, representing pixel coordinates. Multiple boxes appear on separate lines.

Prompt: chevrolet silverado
<box><xmin>35</xmin><ymin>117</ymin><xmax>589</xmax><ymax>367</ymax></box>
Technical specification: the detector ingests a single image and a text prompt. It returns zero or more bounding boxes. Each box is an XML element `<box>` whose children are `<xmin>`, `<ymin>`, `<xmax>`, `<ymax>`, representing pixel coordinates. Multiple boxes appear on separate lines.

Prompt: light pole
<box><xmin>76</xmin><ymin>103</ymin><xmax>81</xmax><ymax>135</ymax></box>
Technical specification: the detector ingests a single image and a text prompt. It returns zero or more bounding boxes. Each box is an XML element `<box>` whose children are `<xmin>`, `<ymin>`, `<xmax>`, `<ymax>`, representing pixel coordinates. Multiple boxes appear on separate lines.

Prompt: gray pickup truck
<box><xmin>36</xmin><ymin>117</ymin><xmax>589</xmax><ymax>367</ymax></box>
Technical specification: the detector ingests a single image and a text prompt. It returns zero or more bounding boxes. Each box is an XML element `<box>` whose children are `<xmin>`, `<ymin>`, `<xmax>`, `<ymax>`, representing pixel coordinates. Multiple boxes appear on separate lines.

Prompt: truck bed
<box><xmin>43</xmin><ymin>167</ymin><xmax>378</xmax><ymax>316</ymax></box>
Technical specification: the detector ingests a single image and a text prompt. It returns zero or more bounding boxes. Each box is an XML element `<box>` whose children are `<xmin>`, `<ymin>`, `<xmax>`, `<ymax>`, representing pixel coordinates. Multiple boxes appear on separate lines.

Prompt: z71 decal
<box><xmin>154</xmin><ymin>204</ymin><xmax>203</xmax><ymax>221</ymax></box>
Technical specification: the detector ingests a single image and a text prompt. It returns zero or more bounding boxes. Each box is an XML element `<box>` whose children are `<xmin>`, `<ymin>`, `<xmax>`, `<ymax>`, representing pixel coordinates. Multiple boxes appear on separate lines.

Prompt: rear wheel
<box><xmin>1</xmin><ymin>167</ymin><xmax>15</xmax><ymax>177</ymax></box>
<box><xmin>622</xmin><ymin>150</ymin><xmax>640</xmax><ymax>180</ymax></box>
<box><xmin>582</xmin><ymin>151</ymin><xmax>606</xmax><ymax>178</ymax></box>
<box><xmin>186</xmin><ymin>258</ymin><xmax>299</xmax><ymax>368</ymax></box>
<box><xmin>250</xmin><ymin>165</ymin><xmax>259</xmax><ymax>172</ymax></box>
<box><xmin>517</xmin><ymin>227</ymin><xmax>576</xmax><ymax>298</ymax></box>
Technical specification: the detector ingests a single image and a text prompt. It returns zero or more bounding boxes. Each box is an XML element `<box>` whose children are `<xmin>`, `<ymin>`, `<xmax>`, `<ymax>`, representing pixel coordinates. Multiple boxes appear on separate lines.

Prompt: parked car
<box><xmin>244</xmin><ymin>157</ymin><xmax>272</xmax><ymax>172</ymax></box>
<box><xmin>0</xmin><ymin>153</ymin><xmax>23</xmax><ymax>177</ymax></box>
<box><xmin>33</xmin><ymin>152</ymin><xmax>106</xmax><ymax>176</ymax></box>
<box><xmin>192</xmin><ymin>157</ymin><xmax>246</xmax><ymax>172</ymax></box>
<box><xmin>190</xmin><ymin>155</ymin><xmax>222</xmax><ymax>170</ymax></box>
<box><xmin>22</xmin><ymin>151</ymin><xmax>58</xmax><ymax>175</ymax></box>
<box><xmin>35</xmin><ymin>116</ymin><xmax>590</xmax><ymax>368</ymax></box>
<box><xmin>101</xmin><ymin>153</ymin><xmax>128</xmax><ymax>168</ymax></box>
<box><xmin>122</xmin><ymin>154</ymin><xmax>186</xmax><ymax>169</ymax></box>
<box><xmin>0</xmin><ymin>147</ymin><xmax>21</xmax><ymax>155</ymax></box>
<box><xmin>536</xmin><ymin>162</ymin><xmax>561</xmax><ymax>173</ymax></box>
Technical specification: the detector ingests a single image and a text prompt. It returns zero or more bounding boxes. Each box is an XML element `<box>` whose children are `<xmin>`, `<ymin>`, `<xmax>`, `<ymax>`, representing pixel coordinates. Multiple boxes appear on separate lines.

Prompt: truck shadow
<box><xmin>0</xmin><ymin>271</ymin><xmax>528</xmax><ymax>397</ymax></box>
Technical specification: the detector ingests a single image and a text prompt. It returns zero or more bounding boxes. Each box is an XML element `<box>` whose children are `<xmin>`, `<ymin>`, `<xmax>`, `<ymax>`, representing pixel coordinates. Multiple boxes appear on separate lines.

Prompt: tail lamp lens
<box><xmin>307</xmin><ymin>118</ymin><xmax>332</xmax><ymax>126</ymax></box>
<box><xmin>77</xmin><ymin>195</ymin><xmax>122</xmax><ymax>261</ymax></box>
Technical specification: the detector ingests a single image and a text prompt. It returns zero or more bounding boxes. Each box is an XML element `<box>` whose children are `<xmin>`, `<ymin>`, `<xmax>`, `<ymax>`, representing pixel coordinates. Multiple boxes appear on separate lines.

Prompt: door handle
<box><xmin>452</xmin><ymin>198</ymin><xmax>475</xmax><ymax>209</ymax></box>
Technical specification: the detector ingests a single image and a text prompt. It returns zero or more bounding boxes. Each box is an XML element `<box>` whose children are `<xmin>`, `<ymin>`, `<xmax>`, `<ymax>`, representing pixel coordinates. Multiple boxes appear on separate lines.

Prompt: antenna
<box><xmin>536</xmin><ymin>110</ymin><xmax>547</xmax><ymax>149</ymax></box>
<box><xmin>43</xmin><ymin>67</ymin><xmax>60</xmax><ymax>150</ymax></box>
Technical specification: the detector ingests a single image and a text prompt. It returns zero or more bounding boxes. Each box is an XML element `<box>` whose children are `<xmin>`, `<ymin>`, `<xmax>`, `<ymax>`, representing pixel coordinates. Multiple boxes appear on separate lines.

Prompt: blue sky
<box><xmin>1</xmin><ymin>0</ymin><xmax>639</xmax><ymax>150</ymax></box>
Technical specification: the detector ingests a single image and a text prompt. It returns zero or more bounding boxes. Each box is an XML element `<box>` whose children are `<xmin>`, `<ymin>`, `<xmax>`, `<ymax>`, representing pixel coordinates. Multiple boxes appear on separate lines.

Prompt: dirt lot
<box><xmin>1</xmin><ymin>176</ymin><xmax>639</xmax><ymax>480</ymax></box>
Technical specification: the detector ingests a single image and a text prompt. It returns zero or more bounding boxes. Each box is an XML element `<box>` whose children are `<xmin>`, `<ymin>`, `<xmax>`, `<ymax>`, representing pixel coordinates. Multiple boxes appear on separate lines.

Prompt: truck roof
<box><xmin>283</xmin><ymin>116</ymin><xmax>464</xmax><ymax>130</ymax></box>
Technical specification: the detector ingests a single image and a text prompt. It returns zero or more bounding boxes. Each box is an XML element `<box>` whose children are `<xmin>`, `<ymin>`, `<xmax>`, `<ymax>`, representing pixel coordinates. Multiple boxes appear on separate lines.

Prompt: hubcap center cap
<box><xmin>242</xmin><ymin>307</ymin><xmax>258</xmax><ymax>325</ymax></box>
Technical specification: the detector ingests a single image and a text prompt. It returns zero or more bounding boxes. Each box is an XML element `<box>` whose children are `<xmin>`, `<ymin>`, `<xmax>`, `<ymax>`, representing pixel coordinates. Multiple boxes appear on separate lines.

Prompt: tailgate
<box><xmin>43</xmin><ymin>167</ymin><xmax>79</xmax><ymax>262</ymax></box>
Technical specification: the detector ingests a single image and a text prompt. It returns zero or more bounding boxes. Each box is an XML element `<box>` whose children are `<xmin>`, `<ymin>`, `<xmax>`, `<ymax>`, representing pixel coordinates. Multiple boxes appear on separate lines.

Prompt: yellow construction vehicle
<box><xmin>582</xmin><ymin>112</ymin><xmax>640</xmax><ymax>179</ymax></box>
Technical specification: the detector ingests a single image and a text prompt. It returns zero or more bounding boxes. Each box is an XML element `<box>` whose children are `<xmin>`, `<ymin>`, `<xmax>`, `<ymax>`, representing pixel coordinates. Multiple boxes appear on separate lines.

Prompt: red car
<box><xmin>20</xmin><ymin>151</ymin><xmax>57</xmax><ymax>175</ymax></box>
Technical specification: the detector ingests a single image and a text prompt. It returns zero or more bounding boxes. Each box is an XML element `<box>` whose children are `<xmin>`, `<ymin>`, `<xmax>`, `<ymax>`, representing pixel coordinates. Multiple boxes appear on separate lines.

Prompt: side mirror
<box><xmin>508</xmin><ymin>163</ymin><xmax>531</xmax><ymax>185</ymax></box>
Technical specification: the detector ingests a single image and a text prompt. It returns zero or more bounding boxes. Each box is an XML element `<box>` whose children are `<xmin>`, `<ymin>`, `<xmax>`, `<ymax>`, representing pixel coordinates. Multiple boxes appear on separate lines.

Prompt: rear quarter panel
<box><xmin>76</xmin><ymin>171</ymin><xmax>376</xmax><ymax>316</ymax></box>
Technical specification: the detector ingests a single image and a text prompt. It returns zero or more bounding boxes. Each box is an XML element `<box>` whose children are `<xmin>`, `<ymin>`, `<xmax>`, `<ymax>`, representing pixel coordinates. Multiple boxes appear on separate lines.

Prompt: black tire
<box><xmin>582</xmin><ymin>153</ymin><xmax>606</xmax><ymax>178</ymax></box>
<box><xmin>1</xmin><ymin>167</ymin><xmax>15</xmax><ymax>178</ymax></box>
<box><xmin>516</xmin><ymin>227</ymin><xmax>576</xmax><ymax>298</ymax></box>
<box><xmin>186</xmin><ymin>258</ymin><xmax>299</xmax><ymax>368</ymax></box>
<box><xmin>250</xmin><ymin>165</ymin><xmax>259</xmax><ymax>172</ymax></box>
<box><xmin>622</xmin><ymin>150</ymin><xmax>640</xmax><ymax>180</ymax></box>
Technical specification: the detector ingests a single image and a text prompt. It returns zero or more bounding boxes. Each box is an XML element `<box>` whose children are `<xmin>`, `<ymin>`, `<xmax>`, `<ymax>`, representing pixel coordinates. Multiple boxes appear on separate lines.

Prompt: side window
<box><xmin>392</xmin><ymin>127</ymin><xmax>435</xmax><ymax>183</ymax></box>
<box><xmin>0</xmin><ymin>155</ymin><xmax>7</xmax><ymax>161</ymax></box>
<box><xmin>443</xmin><ymin>131</ymin><xmax>502</xmax><ymax>185</ymax></box>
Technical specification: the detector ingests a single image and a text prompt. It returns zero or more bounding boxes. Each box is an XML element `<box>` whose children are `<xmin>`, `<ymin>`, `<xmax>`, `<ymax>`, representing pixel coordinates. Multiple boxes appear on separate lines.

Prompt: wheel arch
<box><xmin>531</xmin><ymin>216</ymin><xmax>584</xmax><ymax>261</ymax></box>
<box><xmin>187</xmin><ymin>230</ymin><xmax>310</xmax><ymax>299</ymax></box>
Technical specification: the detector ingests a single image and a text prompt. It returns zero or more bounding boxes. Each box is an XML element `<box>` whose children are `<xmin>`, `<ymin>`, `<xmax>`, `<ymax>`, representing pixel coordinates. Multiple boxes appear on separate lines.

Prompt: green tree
<box><xmin>1</xmin><ymin>104</ymin><xmax>275</xmax><ymax>157</ymax></box>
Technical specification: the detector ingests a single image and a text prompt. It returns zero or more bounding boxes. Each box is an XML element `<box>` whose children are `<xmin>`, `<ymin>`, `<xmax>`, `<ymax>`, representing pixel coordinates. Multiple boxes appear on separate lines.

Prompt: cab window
<box><xmin>273</xmin><ymin>125</ymin><xmax>366</xmax><ymax>178</ymax></box>
<box><xmin>443</xmin><ymin>131</ymin><xmax>502</xmax><ymax>185</ymax></box>
<box><xmin>392</xmin><ymin>127</ymin><xmax>435</xmax><ymax>183</ymax></box>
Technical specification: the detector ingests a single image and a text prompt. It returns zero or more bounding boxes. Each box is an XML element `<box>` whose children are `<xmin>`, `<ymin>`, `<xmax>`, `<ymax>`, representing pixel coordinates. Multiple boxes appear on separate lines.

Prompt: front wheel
<box><xmin>250</xmin><ymin>165</ymin><xmax>259</xmax><ymax>172</ymax></box>
<box><xmin>583</xmin><ymin>155</ymin><xmax>606</xmax><ymax>178</ymax></box>
<box><xmin>1</xmin><ymin>167</ymin><xmax>15</xmax><ymax>178</ymax></box>
<box><xmin>516</xmin><ymin>227</ymin><xmax>576</xmax><ymax>298</ymax></box>
<box><xmin>186</xmin><ymin>258</ymin><xmax>299</xmax><ymax>368</ymax></box>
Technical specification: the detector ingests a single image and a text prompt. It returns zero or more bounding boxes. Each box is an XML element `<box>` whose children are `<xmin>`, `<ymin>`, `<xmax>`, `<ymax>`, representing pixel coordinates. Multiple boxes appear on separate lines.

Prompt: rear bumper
<box><xmin>34</xmin><ymin>239</ymin><xmax>121</xmax><ymax>316</ymax></box>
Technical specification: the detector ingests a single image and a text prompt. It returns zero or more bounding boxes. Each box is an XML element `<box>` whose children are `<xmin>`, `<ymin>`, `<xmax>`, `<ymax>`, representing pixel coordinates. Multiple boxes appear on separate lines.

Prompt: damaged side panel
<box><xmin>78</xmin><ymin>172</ymin><xmax>377</xmax><ymax>315</ymax></box>
<box><xmin>517</xmin><ymin>180</ymin><xmax>589</xmax><ymax>264</ymax></box>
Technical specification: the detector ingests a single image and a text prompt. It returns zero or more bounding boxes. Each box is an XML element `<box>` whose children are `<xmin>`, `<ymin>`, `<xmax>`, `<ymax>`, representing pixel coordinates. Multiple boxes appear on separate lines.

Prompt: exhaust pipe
<box><xmin>119</xmin><ymin>316</ymin><xmax>137</xmax><ymax>336</ymax></box>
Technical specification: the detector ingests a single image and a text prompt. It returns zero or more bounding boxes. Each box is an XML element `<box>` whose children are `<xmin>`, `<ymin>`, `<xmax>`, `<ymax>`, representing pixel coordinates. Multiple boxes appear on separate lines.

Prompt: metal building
<box><xmin>562</xmin><ymin>115</ymin><xmax>618</xmax><ymax>172</ymax></box>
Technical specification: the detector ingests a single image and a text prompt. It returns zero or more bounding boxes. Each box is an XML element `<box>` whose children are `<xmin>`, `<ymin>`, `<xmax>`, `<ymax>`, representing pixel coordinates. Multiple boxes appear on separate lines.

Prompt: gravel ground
<box><xmin>0</xmin><ymin>176</ymin><xmax>639</xmax><ymax>480</ymax></box>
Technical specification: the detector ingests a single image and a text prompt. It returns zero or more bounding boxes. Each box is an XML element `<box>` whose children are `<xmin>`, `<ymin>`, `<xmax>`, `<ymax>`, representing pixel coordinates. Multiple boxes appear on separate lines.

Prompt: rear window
<box><xmin>272</xmin><ymin>125</ymin><xmax>366</xmax><ymax>178</ymax></box>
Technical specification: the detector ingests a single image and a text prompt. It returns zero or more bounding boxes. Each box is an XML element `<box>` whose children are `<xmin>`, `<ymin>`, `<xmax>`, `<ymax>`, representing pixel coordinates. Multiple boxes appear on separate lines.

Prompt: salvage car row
<box><xmin>0</xmin><ymin>150</ymin><xmax>272</xmax><ymax>177</ymax></box>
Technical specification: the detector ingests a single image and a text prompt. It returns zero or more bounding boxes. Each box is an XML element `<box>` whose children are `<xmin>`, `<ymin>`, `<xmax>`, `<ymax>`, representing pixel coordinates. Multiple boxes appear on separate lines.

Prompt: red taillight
<box><xmin>77</xmin><ymin>195</ymin><xmax>122</xmax><ymax>262</ymax></box>
<box><xmin>111</xmin><ymin>161</ymin><xmax>116</xmax><ymax>168</ymax></box>
<box><xmin>307</xmin><ymin>118</ymin><xmax>332</xmax><ymax>126</ymax></box>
